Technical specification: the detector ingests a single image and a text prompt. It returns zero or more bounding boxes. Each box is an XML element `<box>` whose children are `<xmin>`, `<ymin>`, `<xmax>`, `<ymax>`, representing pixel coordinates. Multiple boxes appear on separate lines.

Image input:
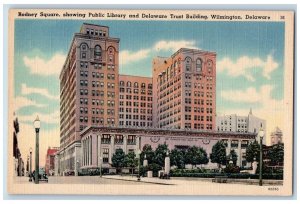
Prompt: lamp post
<box><xmin>33</xmin><ymin>116</ymin><xmax>40</xmax><ymax>184</ymax></box>
<box><xmin>137</xmin><ymin>149</ymin><xmax>141</xmax><ymax>181</ymax></box>
<box><xmin>29</xmin><ymin>147</ymin><xmax>32</xmax><ymax>182</ymax></box>
<box><xmin>258</xmin><ymin>128</ymin><xmax>264</xmax><ymax>186</ymax></box>
<box><xmin>99</xmin><ymin>156</ymin><xmax>102</xmax><ymax>177</ymax></box>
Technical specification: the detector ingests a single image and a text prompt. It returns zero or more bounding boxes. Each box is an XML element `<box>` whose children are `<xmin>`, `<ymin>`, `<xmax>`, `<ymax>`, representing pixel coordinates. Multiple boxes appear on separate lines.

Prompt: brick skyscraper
<box><xmin>152</xmin><ymin>48</ymin><xmax>216</xmax><ymax>130</ymax></box>
<box><xmin>59</xmin><ymin>23</ymin><xmax>120</xmax><ymax>174</ymax></box>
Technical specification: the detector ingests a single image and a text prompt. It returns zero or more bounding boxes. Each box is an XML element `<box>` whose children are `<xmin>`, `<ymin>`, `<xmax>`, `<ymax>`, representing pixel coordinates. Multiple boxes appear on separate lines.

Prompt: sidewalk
<box><xmin>102</xmin><ymin>175</ymin><xmax>177</xmax><ymax>185</ymax></box>
<box><xmin>102</xmin><ymin>175</ymin><xmax>283</xmax><ymax>186</ymax></box>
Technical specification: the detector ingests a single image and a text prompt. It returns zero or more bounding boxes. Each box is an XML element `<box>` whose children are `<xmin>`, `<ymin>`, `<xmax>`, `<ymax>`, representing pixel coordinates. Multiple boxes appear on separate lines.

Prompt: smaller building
<box><xmin>270</xmin><ymin>127</ymin><xmax>283</xmax><ymax>145</ymax></box>
<box><xmin>216</xmin><ymin>109</ymin><xmax>266</xmax><ymax>143</ymax></box>
<box><xmin>45</xmin><ymin>147</ymin><xmax>59</xmax><ymax>176</ymax></box>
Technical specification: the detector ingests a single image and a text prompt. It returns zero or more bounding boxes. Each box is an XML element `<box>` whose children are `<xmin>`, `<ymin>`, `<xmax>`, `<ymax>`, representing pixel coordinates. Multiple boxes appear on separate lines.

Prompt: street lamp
<box><xmin>137</xmin><ymin>149</ymin><xmax>141</xmax><ymax>181</ymax></box>
<box><xmin>29</xmin><ymin>147</ymin><xmax>32</xmax><ymax>182</ymax></box>
<box><xmin>258</xmin><ymin>128</ymin><xmax>264</xmax><ymax>186</ymax></box>
<box><xmin>99</xmin><ymin>156</ymin><xmax>102</xmax><ymax>177</ymax></box>
<box><xmin>33</xmin><ymin>115</ymin><xmax>40</xmax><ymax>184</ymax></box>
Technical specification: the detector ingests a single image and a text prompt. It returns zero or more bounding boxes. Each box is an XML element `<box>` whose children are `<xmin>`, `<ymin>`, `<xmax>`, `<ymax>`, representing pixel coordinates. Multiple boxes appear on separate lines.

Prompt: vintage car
<box><xmin>32</xmin><ymin>169</ymin><xmax>48</xmax><ymax>182</ymax></box>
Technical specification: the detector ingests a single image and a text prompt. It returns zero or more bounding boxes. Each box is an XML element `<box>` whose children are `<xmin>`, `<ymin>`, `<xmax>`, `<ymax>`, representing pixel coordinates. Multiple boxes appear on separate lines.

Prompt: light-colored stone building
<box><xmin>216</xmin><ymin>109</ymin><xmax>266</xmax><ymax>144</ymax></box>
<box><xmin>80</xmin><ymin>126</ymin><xmax>256</xmax><ymax>172</ymax></box>
<box><xmin>270</xmin><ymin>127</ymin><xmax>283</xmax><ymax>145</ymax></box>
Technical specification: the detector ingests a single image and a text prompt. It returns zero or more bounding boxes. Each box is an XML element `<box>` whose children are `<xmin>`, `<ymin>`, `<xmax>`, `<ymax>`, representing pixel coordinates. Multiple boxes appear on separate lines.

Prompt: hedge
<box><xmin>169</xmin><ymin>172</ymin><xmax>283</xmax><ymax>180</ymax></box>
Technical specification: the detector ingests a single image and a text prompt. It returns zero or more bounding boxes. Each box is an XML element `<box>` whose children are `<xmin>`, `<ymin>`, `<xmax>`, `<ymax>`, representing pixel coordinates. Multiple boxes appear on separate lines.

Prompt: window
<box><xmin>127</xmin><ymin>135</ymin><xmax>136</xmax><ymax>144</ymax></box>
<box><xmin>115</xmin><ymin>135</ymin><xmax>124</xmax><ymax>144</ymax></box>
<box><xmin>185</xmin><ymin>57</ymin><xmax>192</xmax><ymax>72</ymax></box>
<box><xmin>101</xmin><ymin>134</ymin><xmax>111</xmax><ymax>144</ymax></box>
<box><xmin>196</xmin><ymin>58</ymin><xmax>202</xmax><ymax>72</ymax></box>
<box><xmin>94</xmin><ymin>45</ymin><xmax>102</xmax><ymax>59</ymax></box>
<box><xmin>103</xmin><ymin>148</ymin><xmax>109</xmax><ymax>163</ymax></box>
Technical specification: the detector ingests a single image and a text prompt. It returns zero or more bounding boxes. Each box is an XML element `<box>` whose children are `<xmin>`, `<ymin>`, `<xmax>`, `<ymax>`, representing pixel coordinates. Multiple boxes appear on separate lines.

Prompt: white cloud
<box><xmin>23</xmin><ymin>53</ymin><xmax>66</xmax><ymax>76</ymax></box>
<box><xmin>14</xmin><ymin>96</ymin><xmax>46</xmax><ymax>111</ymax></box>
<box><xmin>153</xmin><ymin>40</ymin><xmax>198</xmax><ymax>52</ymax></box>
<box><xmin>120</xmin><ymin>40</ymin><xmax>199</xmax><ymax>65</ymax></box>
<box><xmin>17</xmin><ymin>122</ymin><xmax>60</xmax><ymax>168</ymax></box>
<box><xmin>18</xmin><ymin>111</ymin><xmax>60</xmax><ymax>124</ymax></box>
<box><xmin>120</xmin><ymin>49</ymin><xmax>151</xmax><ymax>65</ymax></box>
<box><xmin>219</xmin><ymin>85</ymin><xmax>285</xmax><ymax>145</ymax></box>
<box><xmin>220</xmin><ymin>85</ymin><xmax>272</xmax><ymax>103</ymax></box>
<box><xmin>218</xmin><ymin>54</ymin><xmax>278</xmax><ymax>81</ymax></box>
<box><xmin>21</xmin><ymin>83</ymin><xmax>59</xmax><ymax>100</ymax></box>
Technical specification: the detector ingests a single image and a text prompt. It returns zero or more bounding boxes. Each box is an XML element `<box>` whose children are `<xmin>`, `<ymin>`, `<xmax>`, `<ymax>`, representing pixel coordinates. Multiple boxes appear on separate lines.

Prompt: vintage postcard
<box><xmin>7</xmin><ymin>8</ymin><xmax>294</xmax><ymax>196</ymax></box>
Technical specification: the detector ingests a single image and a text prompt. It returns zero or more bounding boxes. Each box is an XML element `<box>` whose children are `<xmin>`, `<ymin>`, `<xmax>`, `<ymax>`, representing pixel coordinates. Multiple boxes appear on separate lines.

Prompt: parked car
<box><xmin>64</xmin><ymin>169</ymin><xmax>75</xmax><ymax>176</ymax></box>
<box><xmin>32</xmin><ymin>169</ymin><xmax>48</xmax><ymax>182</ymax></box>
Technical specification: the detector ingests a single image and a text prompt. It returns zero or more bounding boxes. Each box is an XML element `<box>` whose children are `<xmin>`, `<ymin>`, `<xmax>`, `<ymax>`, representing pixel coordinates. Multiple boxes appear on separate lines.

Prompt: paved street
<box><xmin>14</xmin><ymin>175</ymin><xmax>283</xmax><ymax>186</ymax></box>
<box><xmin>14</xmin><ymin>176</ymin><xmax>152</xmax><ymax>185</ymax></box>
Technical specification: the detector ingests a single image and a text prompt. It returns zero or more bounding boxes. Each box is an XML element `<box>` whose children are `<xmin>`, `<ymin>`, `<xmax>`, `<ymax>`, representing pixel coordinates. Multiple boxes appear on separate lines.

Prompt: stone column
<box><xmin>123</xmin><ymin>134</ymin><xmax>128</xmax><ymax>154</ymax></box>
<box><xmin>89</xmin><ymin>136</ymin><xmax>91</xmax><ymax>166</ymax></box>
<box><xmin>109</xmin><ymin>134</ymin><xmax>115</xmax><ymax>164</ymax></box>
<box><xmin>136</xmin><ymin>136</ymin><xmax>140</xmax><ymax>151</ymax></box>
<box><xmin>86</xmin><ymin>137</ymin><xmax>90</xmax><ymax>166</ymax></box>
<box><xmin>237</xmin><ymin>140</ymin><xmax>242</xmax><ymax>167</ymax></box>
<box><xmin>227</xmin><ymin>139</ymin><xmax>231</xmax><ymax>155</ymax></box>
<box><xmin>84</xmin><ymin>139</ymin><xmax>86</xmax><ymax>166</ymax></box>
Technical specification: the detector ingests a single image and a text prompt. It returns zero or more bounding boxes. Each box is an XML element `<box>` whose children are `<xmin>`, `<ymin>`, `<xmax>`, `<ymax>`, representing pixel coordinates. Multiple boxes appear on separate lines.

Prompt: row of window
<box><xmin>101</xmin><ymin>134</ymin><xmax>136</xmax><ymax>144</ymax></box>
<box><xmin>119</xmin><ymin>108</ymin><xmax>152</xmax><ymax>114</ymax></box>
<box><xmin>120</xmin><ymin>101</ymin><xmax>152</xmax><ymax>107</ymax></box>
<box><xmin>120</xmin><ymin>95</ymin><xmax>153</xmax><ymax>101</ymax></box>
<box><xmin>86</xmin><ymin>28</ymin><xmax>107</xmax><ymax>37</ymax></box>
<box><xmin>119</xmin><ymin>121</ymin><xmax>152</xmax><ymax>127</ymax></box>
<box><xmin>80</xmin><ymin>117</ymin><xmax>115</xmax><ymax>124</ymax></box>
<box><xmin>120</xmin><ymin>81</ymin><xmax>152</xmax><ymax>89</ymax></box>
<box><xmin>119</xmin><ymin>108</ymin><xmax>151</xmax><ymax>114</ymax></box>
<box><xmin>80</xmin><ymin>61</ymin><xmax>116</xmax><ymax>70</ymax></box>
<box><xmin>119</xmin><ymin>87</ymin><xmax>152</xmax><ymax>95</ymax></box>
<box><xmin>119</xmin><ymin>114</ymin><xmax>152</xmax><ymax>120</ymax></box>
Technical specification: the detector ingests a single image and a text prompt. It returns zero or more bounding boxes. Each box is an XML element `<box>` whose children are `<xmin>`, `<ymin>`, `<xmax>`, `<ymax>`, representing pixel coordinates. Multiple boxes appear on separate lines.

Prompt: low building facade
<box><xmin>79</xmin><ymin>126</ymin><xmax>256</xmax><ymax>173</ymax></box>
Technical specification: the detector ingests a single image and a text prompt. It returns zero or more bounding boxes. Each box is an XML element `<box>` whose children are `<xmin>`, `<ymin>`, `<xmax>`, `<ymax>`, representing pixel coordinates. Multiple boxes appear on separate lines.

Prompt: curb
<box><xmin>101</xmin><ymin>177</ymin><xmax>175</xmax><ymax>185</ymax></box>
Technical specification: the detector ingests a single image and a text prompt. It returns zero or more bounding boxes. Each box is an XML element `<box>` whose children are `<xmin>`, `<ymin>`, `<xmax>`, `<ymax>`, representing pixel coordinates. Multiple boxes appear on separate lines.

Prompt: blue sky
<box><xmin>13</xmin><ymin>19</ymin><xmax>285</xmax><ymax>155</ymax></box>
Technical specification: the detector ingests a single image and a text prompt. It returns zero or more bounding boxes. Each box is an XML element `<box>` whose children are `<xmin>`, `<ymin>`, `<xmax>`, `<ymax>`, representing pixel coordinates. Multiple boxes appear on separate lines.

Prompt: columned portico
<box><xmin>77</xmin><ymin>126</ymin><xmax>256</xmax><ymax>172</ymax></box>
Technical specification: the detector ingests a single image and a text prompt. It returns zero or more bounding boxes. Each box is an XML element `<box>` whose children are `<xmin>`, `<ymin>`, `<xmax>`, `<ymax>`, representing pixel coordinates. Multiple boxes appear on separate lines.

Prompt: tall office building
<box><xmin>152</xmin><ymin>48</ymin><xmax>216</xmax><ymax>130</ymax></box>
<box><xmin>119</xmin><ymin>75</ymin><xmax>153</xmax><ymax>127</ymax></box>
<box><xmin>59</xmin><ymin>23</ymin><xmax>120</xmax><ymax>173</ymax></box>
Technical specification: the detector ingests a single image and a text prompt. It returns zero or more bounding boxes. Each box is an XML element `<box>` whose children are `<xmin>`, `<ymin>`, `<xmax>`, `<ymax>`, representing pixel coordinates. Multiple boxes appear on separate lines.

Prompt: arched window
<box><xmin>127</xmin><ymin>81</ymin><xmax>131</xmax><ymax>87</ymax></box>
<box><xmin>94</xmin><ymin>45</ymin><xmax>102</xmax><ymax>59</ymax></box>
<box><xmin>120</xmin><ymin>81</ymin><xmax>124</xmax><ymax>86</ymax></box>
<box><xmin>196</xmin><ymin>58</ymin><xmax>202</xmax><ymax>72</ymax></box>
<box><xmin>177</xmin><ymin>58</ymin><xmax>181</xmax><ymax>74</ymax></box>
<box><xmin>134</xmin><ymin>82</ymin><xmax>139</xmax><ymax>88</ymax></box>
<box><xmin>107</xmin><ymin>46</ymin><xmax>115</xmax><ymax>64</ymax></box>
<box><xmin>80</xmin><ymin>43</ymin><xmax>88</xmax><ymax>59</ymax></box>
<box><xmin>185</xmin><ymin>57</ymin><xmax>192</xmax><ymax>72</ymax></box>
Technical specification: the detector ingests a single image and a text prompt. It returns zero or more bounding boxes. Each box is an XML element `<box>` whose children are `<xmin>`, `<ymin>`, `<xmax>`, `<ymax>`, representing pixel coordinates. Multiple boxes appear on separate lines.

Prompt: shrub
<box><xmin>169</xmin><ymin>172</ymin><xmax>283</xmax><ymax>180</ymax></box>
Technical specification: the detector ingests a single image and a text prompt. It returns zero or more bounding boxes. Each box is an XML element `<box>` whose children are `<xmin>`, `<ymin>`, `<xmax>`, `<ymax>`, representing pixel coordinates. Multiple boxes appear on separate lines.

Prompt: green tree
<box><xmin>170</xmin><ymin>148</ymin><xmax>185</xmax><ymax>169</ymax></box>
<box><xmin>227</xmin><ymin>149</ymin><xmax>238</xmax><ymax>166</ymax></box>
<box><xmin>185</xmin><ymin>146</ymin><xmax>209</xmax><ymax>168</ymax></box>
<box><xmin>124</xmin><ymin>151</ymin><xmax>137</xmax><ymax>175</ymax></box>
<box><xmin>210</xmin><ymin>141</ymin><xmax>227</xmax><ymax>168</ymax></box>
<box><xmin>140</xmin><ymin>144</ymin><xmax>155</xmax><ymax>165</ymax></box>
<box><xmin>154</xmin><ymin>144</ymin><xmax>169</xmax><ymax>167</ymax></box>
<box><xmin>246</xmin><ymin>140</ymin><xmax>260</xmax><ymax>163</ymax></box>
<box><xmin>268</xmin><ymin>143</ymin><xmax>284</xmax><ymax>166</ymax></box>
<box><xmin>111</xmin><ymin>148</ymin><xmax>126</xmax><ymax>174</ymax></box>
